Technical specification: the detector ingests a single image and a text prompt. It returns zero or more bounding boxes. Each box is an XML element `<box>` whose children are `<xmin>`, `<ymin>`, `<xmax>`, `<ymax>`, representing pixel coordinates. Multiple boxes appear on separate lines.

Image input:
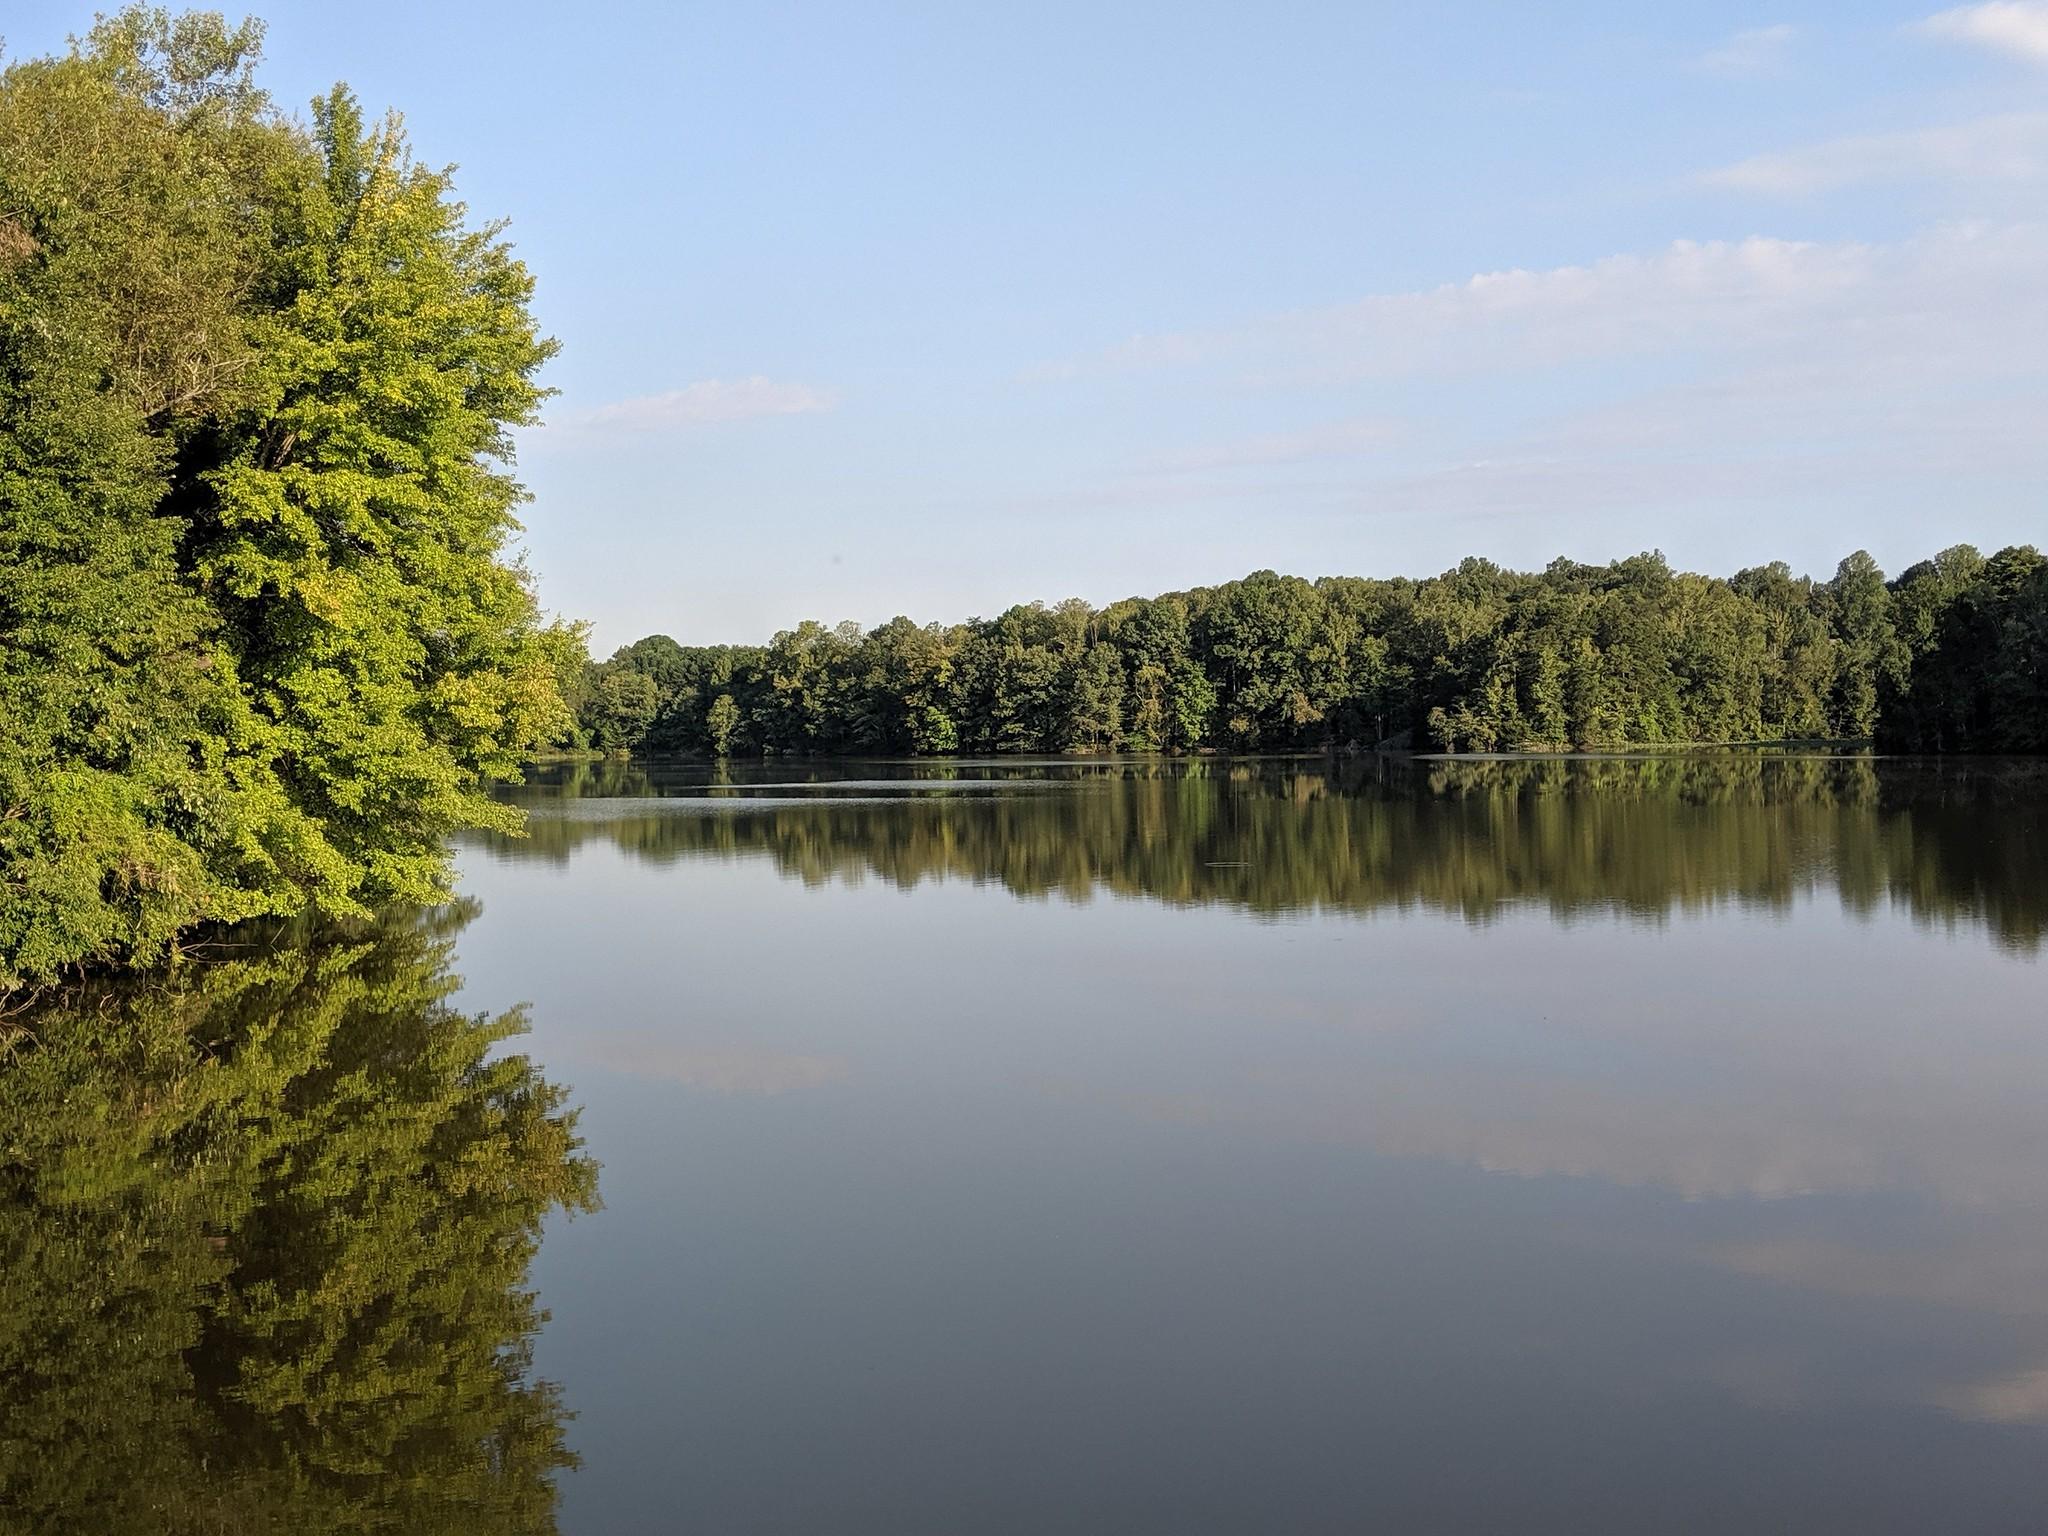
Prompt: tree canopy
<box><xmin>565</xmin><ymin>545</ymin><xmax>2047</xmax><ymax>761</ymax></box>
<box><xmin>0</xmin><ymin>10</ymin><xmax>570</xmax><ymax>988</ymax></box>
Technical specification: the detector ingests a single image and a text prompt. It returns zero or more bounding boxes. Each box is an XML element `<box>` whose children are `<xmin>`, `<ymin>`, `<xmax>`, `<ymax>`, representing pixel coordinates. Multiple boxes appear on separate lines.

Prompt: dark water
<box><xmin>8</xmin><ymin>755</ymin><xmax>2048</xmax><ymax>1532</ymax></box>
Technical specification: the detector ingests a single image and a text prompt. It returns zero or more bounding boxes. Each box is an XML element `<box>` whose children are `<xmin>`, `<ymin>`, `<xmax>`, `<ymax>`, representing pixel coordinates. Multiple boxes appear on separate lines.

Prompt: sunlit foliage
<box><xmin>577</xmin><ymin>548</ymin><xmax>2046</xmax><ymax>761</ymax></box>
<box><xmin>0</xmin><ymin>11</ymin><xmax>564</xmax><ymax>986</ymax></box>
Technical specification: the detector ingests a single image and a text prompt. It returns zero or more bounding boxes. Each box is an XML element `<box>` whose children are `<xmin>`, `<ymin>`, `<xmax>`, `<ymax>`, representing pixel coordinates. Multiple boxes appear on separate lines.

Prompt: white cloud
<box><xmin>1021</xmin><ymin>221</ymin><xmax>2048</xmax><ymax>533</ymax></box>
<box><xmin>1045</xmin><ymin>234</ymin><xmax>1882</xmax><ymax>382</ymax></box>
<box><xmin>1363</xmin><ymin>224</ymin><xmax>2048</xmax><ymax>506</ymax></box>
<box><xmin>1922</xmin><ymin>1</ymin><xmax>2048</xmax><ymax>64</ymax></box>
<box><xmin>1701</xmin><ymin>110</ymin><xmax>2048</xmax><ymax>195</ymax></box>
<box><xmin>1696</xmin><ymin>23</ymin><xmax>1797</xmax><ymax>77</ymax></box>
<box><xmin>554</xmin><ymin>375</ymin><xmax>837</xmax><ymax>431</ymax></box>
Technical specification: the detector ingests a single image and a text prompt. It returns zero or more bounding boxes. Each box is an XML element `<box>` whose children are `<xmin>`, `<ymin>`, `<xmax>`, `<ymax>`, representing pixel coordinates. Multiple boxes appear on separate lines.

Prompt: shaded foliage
<box><xmin>1880</xmin><ymin>545</ymin><xmax>2048</xmax><ymax>753</ymax></box>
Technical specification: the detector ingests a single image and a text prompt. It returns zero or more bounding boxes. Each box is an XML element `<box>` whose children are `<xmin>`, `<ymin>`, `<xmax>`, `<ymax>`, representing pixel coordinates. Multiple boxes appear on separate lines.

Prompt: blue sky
<box><xmin>10</xmin><ymin>2</ymin><xmax>2048</xmax><ymax>646</ymax></box>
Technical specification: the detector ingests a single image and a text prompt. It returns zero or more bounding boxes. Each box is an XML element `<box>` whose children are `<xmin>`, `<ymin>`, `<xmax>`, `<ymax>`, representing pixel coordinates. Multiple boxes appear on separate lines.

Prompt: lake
<box><xmin>9</xmin><ymin>754</ymin><xmax>2048</xmax><ymax>1532</ymax></box>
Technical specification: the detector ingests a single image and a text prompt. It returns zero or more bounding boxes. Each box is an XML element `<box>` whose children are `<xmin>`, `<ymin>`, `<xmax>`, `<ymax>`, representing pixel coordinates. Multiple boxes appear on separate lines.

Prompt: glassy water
<box><xmin>8</xmin><ymin>755</ymin><xmax>2048</xmax><ymax>1532</ymax></box>
<box><xmin>0</xmin><ymin>904</ymin><xmax>596</xmax><ymax>1534</ymax></box>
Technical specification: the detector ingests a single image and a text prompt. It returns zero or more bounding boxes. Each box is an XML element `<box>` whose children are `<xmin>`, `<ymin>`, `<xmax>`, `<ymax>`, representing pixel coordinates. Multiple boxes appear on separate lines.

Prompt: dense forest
<box><xmin>560</xmin><ymin>545</ymin><xmax>2048</xmax><ymax>761</ymax></box>
<box><xmin>0</xmin><ymin>14</ymin><xmax>571</xmax><ymax>985</ymax></box>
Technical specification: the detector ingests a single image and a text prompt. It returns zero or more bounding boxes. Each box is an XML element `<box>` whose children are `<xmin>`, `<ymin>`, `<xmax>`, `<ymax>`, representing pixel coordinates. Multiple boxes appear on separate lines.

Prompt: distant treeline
<box><xmin>558</xmin><ymin>545</ymin><xmax>2048</xmax><ymax>758</ymax></box>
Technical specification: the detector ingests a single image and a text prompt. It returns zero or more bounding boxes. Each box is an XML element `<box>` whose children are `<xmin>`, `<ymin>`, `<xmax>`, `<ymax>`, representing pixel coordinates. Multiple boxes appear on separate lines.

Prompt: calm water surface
<box><xmin>10</xmin><ymin>755</ymin><xmax>2048</xmax><ymax>1532</ymax></box>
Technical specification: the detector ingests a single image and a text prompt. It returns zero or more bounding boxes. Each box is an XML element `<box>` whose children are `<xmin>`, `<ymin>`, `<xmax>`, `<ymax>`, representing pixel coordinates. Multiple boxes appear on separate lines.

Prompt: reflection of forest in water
<box><xmin>491</xmin><ymin>755</ymin><xmax>2048</xmax><ymax>950</ymax></box>
<box><xmin>0</xmin><ymin>907</ymin><xmax>597</xmax><ymax>1536</ymax></box>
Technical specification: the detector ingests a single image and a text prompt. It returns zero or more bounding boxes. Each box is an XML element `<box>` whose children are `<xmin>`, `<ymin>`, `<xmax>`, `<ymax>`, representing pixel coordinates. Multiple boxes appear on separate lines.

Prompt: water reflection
<box><xmin>494</xmin><ymin>754</ymin><xmax>2048</xmax><ymax>949</ymax></box>
<box><xmin>0</xmin><ymin>906</ymin><xmax>597</xmax><ymax>1535</ymax></box>
<box><xmin>450</xmin><ymin>753</ymin><xmax>2048</xmax><ymax>1533</ymax></box>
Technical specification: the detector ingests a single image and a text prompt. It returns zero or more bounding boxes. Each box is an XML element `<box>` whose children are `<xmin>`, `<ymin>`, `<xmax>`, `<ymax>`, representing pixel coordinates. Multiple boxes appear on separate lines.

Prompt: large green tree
<box><xmin>0</xmin><ymin>12</ymin><xmax>565</xmax><ymax>988</ymax></box>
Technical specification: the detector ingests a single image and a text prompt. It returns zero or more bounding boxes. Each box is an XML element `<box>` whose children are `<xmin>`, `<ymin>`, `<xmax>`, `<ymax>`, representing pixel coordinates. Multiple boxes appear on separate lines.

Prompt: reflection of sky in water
<box><xmin>454</xmin><ymin>762</ymin><xmax>2048</xmax><ymax>1535</ymax></box>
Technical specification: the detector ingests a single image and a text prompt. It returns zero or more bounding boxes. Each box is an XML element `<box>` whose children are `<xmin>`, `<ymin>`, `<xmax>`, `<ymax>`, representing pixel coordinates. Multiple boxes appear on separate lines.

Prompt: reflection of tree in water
<box><xmin>493</xmin><ymin>755</ymin><xmax>2048</xmax><ymax>950</ymax></box>
<box><xmin>0</xmin><ymin>905</ymin><xmax>598</xmax><ymax>1535</ymax></box>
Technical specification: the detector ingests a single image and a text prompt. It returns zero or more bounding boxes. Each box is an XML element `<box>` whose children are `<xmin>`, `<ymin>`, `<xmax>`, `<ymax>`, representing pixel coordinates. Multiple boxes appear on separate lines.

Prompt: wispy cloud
<box><xmin>1020</xmin><ymin>221</ymin><xmax>2048</xmax><ymax>529</ymax></box>
<box><xmin>1695</xmin><ymin>23</ymin><xmax>1797</xmax><ymax>78</ymax></box>
<box><xmin>1699</xmin><ymin>110</ymin><xmax>2048</xmax><ymax>195</ymax></box>
<box><xmin>1038</xmin><ymin>235</ymin><xmax>1880</xmax><ymax>384</ymax></box>
<box><xmin>1921</xmin><ymin>1</ymin><xmax>2048</xmax><ymax>64</ymax></box>
<box><xmin>553</xmin><ymin>376</ymin><xmax>837</xmax><ymax>431</ymax></box>
<box><xmin>1393</xmin><ymin>226</ymin><xmax>2048</xmax><ymax>523</ymax></box>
